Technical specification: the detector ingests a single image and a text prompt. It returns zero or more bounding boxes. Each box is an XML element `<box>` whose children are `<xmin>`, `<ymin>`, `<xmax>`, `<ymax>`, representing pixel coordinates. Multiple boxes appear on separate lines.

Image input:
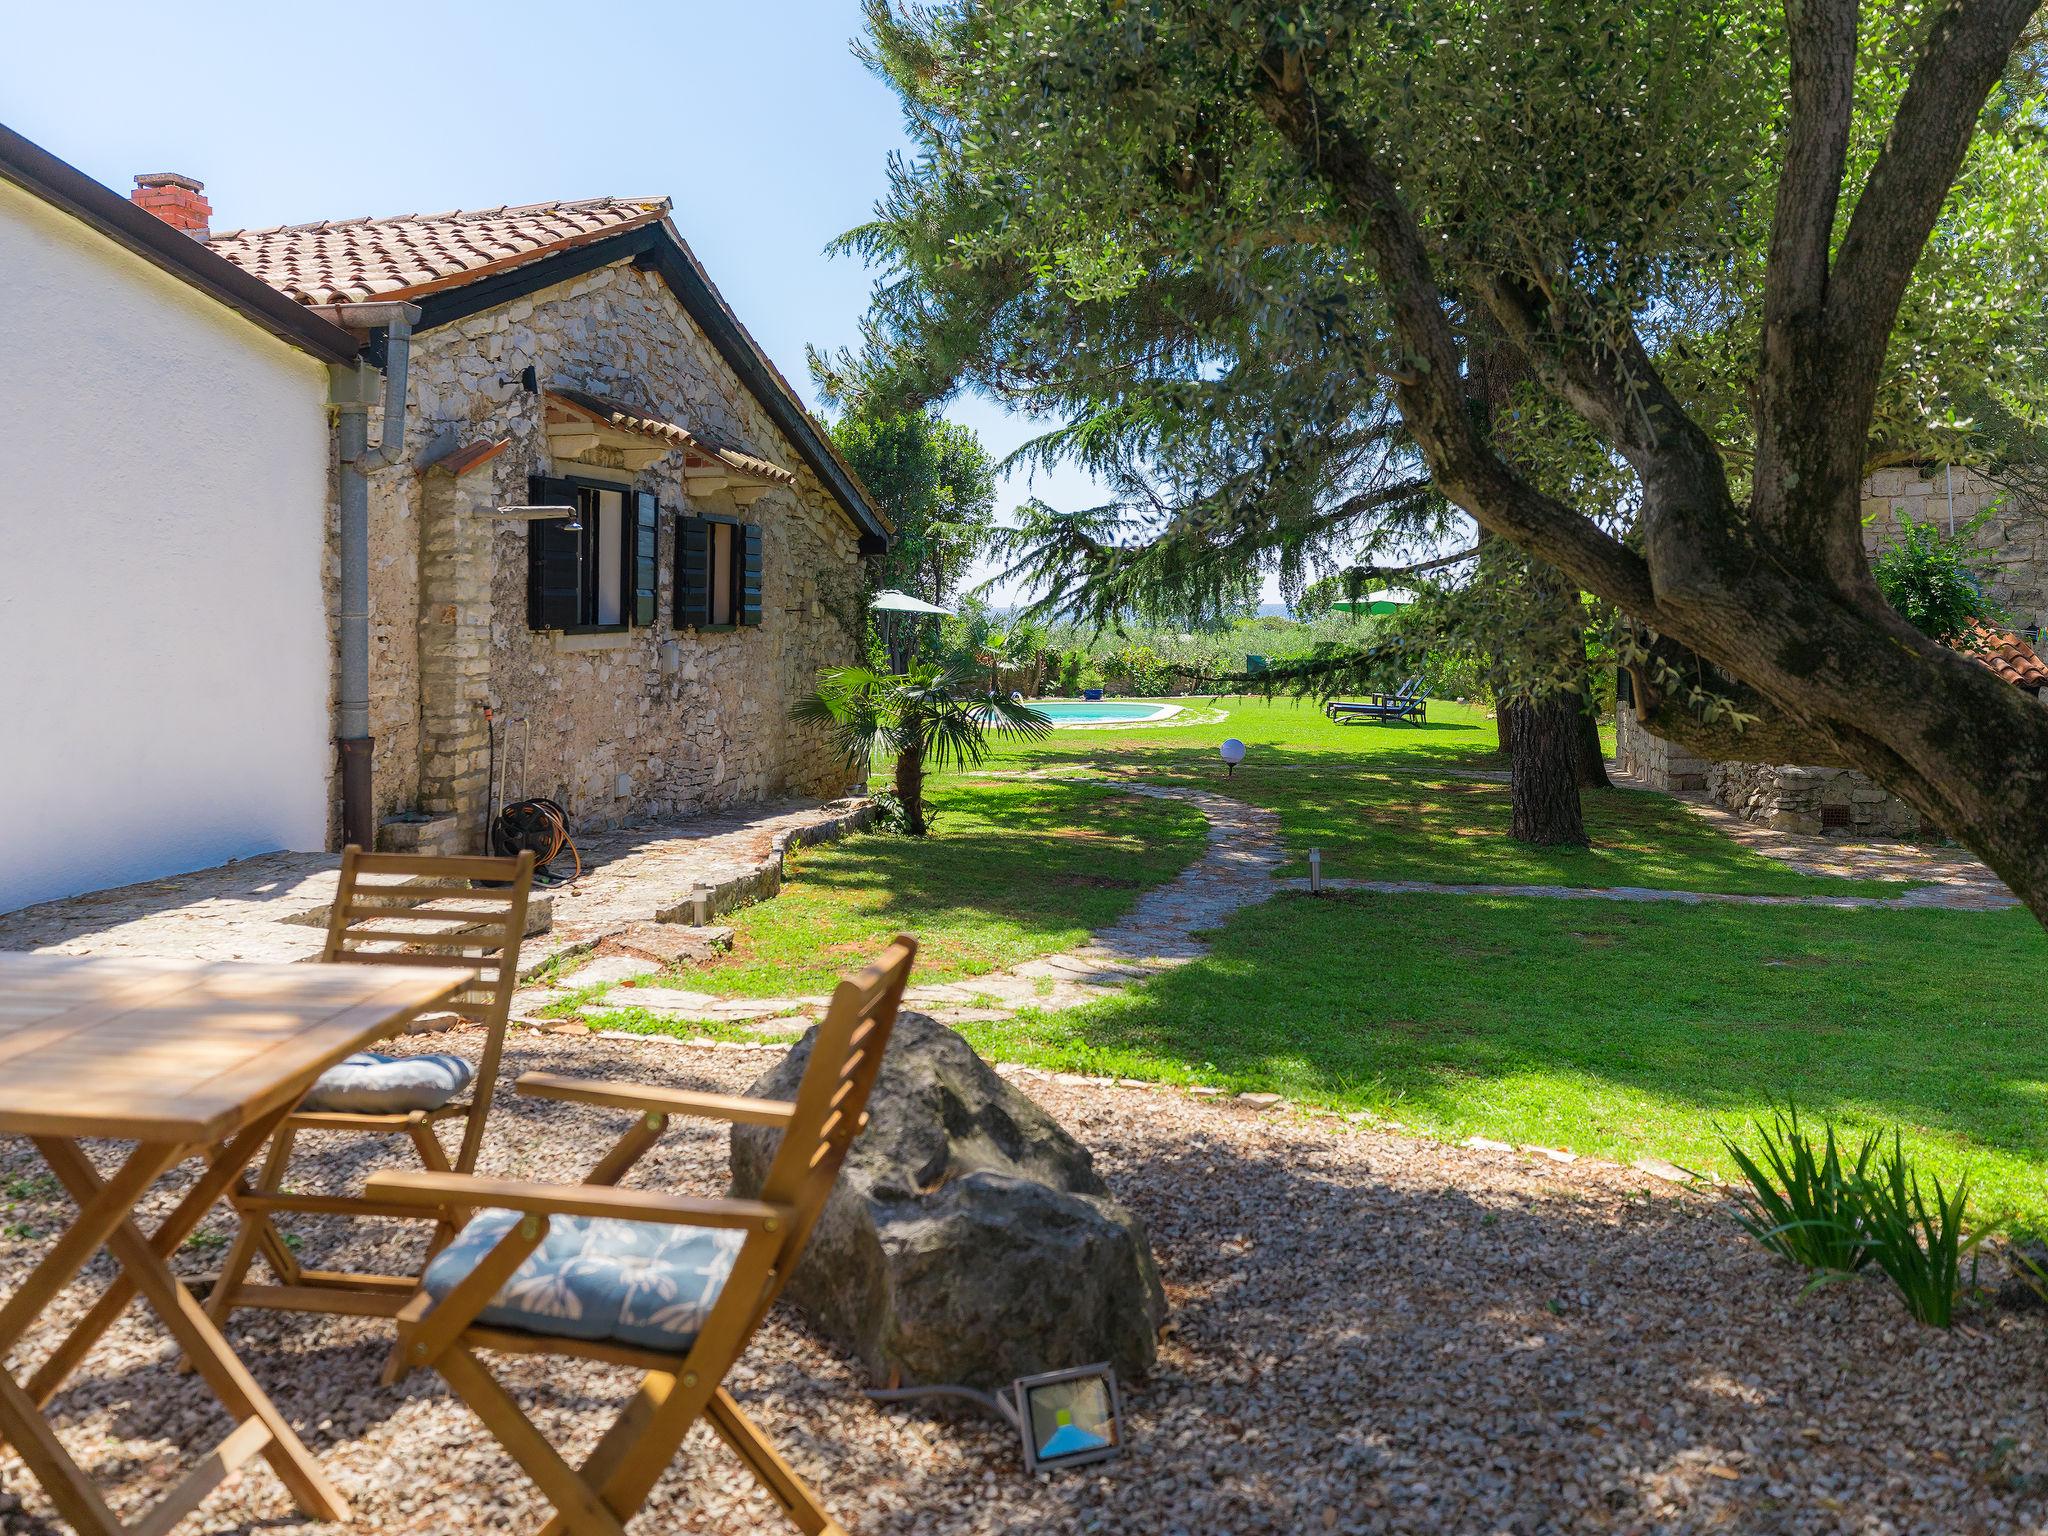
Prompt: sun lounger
<box><xmin>1325</xmin><ymin>678</ymin><xmax>1427</xmax><ymax>724</ymax></box>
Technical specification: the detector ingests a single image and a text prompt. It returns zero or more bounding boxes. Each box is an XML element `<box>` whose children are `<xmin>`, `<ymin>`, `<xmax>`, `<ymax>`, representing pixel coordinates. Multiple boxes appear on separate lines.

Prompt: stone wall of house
<box><xmin>1861</xmin><ymin>466</ymin><xmax>2048</xmax><ymax>633</ymax></box>
<box><xmin>1613</xmin><ymin>702</ymin><xmax>1708</xmax><ymax>790</ymax></box>
<box><xmin>354</xmin><ymin>260</ymin><xmax>866</xmax><ymax>849</ymax></box>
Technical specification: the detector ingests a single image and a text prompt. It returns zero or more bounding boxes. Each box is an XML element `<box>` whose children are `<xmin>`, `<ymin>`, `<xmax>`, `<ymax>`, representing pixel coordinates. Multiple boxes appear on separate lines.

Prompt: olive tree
<box><xmin>841</xmin><ymin>0</ymin><xmax>2048</xmax><ymax>913</ymax></box>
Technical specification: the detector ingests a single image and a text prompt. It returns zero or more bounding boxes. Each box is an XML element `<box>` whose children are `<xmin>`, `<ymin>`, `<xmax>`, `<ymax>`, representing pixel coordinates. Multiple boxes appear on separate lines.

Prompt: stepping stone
<box><xmin>1464</xmin><ymin>1136</ymin><xmax>1516</xmax><ymax>1153</ymax></box>
<box><xmin>1237</xmin><ymin>1092</ymin><xmax>1285</xmax><ymax>1108</ymax></box>
<box><xmin>1633</xmin><ymin>1156</ymin><xmax>1696</xmax><ymax>1184</ymax></box>
<box><xmin>596</xmin><ymin>922</ymin><xmax>733</xmax><ymax>966</ymax></box>
<box><xmin>588</xmin><ymin>989</ymin><xmax>721</xmax><ymax>1015</ymax></box>
<box><xmin>922</xmin><ymin>1008</ymin><xmax>1014</xmax><ymax>1026</ymax></box>
<box><xmin>565</xmin><ymin>955</ymin><xmax>661</xmax><ymax>987</ymax></box>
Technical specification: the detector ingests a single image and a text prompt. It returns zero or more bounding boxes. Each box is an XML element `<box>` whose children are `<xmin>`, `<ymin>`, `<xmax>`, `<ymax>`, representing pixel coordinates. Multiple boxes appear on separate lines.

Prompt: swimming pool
<box><xmin>1030</xmin><ymin>699</ymin><xmax>1184</xmax><ymax>725</ymax></box>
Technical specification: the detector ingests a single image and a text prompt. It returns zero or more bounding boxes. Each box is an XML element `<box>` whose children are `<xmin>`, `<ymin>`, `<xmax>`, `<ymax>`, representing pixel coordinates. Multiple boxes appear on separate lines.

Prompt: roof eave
<box><xmin>0</xmin><ymin>121</ymin><xmax>362</xmax><ymax>364</ymax></box>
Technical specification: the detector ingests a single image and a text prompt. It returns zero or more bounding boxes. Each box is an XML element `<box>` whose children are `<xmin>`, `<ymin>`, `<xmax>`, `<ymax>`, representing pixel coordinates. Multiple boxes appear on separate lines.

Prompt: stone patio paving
<box><xmin>0</xmin><ymin>798</ymin><xmax>873</xmax><ymax>973</ymax></box>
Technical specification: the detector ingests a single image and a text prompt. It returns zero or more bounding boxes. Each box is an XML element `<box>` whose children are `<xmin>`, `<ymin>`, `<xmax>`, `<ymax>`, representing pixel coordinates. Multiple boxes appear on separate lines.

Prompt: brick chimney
<box><xmin>130</xmin><ymin>172</ymin><xmax>210</xmax><ymax>238</ymax></box>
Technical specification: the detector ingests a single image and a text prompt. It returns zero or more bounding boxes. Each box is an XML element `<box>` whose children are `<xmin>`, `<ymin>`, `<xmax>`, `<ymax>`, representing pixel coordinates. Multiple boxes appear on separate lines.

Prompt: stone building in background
<box><xmin>1615</xmin><ymin>468</ymin><xmax>2048</xmax><ymax>837</ymax></box>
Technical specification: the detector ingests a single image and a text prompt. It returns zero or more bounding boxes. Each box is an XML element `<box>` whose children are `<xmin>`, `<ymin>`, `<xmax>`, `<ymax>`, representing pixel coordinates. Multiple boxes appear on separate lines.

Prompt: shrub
<box><xmin>1724</xmin><ymin>1109</ymin><xmax>1999</xmax><ymax>1326</ymax></box>
<box><xmin>1871</xmin><ymin>510</ymin><xmax>2003</xmax><ymax>643</ymax></box>
<box><xmin>1855</xmin><ymin>1133</ymin><xmax>1998</xmax><ymax>1328</ymax></box>
<box><xmin>1101</xmin><ymin>642</ymin><xmax>1174</xmax><ymax>696</ymax></box>
<box><xmin>1722</xmin><ymin>1108</ymin><xmax>1878</xmax><ymax>1275</ymax></box>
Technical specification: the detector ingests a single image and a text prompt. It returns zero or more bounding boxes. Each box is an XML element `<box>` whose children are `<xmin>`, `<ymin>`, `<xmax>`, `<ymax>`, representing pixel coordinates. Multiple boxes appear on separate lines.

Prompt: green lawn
<box><xmin>989</xmin><ymin>696</ymin><xmax>1908</xmax><ymax>896</ymax></box>
<box><xmin>958</xmin><ymin>890</ymin><xmax>2048</xmax><ymax>1223</ymax></box>
<box><xmin>581</xmin><ymin>689</ymin><xmax>2048</xmax><ymax>1224</ymax></box>
<box><xmin>634</xmin><ymin>775</ymin><xmax>1208</xmax><ymax>996</ymax></box>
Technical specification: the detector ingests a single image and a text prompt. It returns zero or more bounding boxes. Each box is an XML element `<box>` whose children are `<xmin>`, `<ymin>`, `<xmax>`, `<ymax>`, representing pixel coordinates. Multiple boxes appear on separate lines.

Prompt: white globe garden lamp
<box><xmin>1219</xmin><ymin>738</ymin><xmax>1246</xmax><ymax>778</ymax></box>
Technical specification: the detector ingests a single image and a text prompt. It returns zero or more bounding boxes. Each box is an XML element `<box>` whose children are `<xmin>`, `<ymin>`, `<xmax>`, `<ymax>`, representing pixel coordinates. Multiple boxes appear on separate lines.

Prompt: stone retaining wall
<box><xmin>651</xmin><ymin>800</ymin><xmax>879</xmax><ymax>927</ymax></box>
<box><xmin>1613</xmin><ymin>703</ymin><xmax>1708</xmax><ymax>791</ymax></box>
<box><xmin>1704</xmin><ymin>761</ymin><xmax>1923</xmax><ymax>838</ymax></box>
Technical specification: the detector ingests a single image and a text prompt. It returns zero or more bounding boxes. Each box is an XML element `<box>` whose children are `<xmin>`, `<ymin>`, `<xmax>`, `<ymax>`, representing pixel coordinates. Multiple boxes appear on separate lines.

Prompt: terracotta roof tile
<box><xmin>1961</xmin><ymin>623</ymin><xmax>2048</xmax><ymax>691</ymax></box>
<box><xmin>205</xmin><ymin>197</ymin><xmax>669</xmax><ymax>306</ymax></box>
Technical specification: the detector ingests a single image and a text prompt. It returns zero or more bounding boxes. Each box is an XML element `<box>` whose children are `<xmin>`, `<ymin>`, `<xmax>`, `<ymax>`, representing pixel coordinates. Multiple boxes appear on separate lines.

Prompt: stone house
<box><xmin>195</xmin><ymin>184</ymin><xmax>891</xmax><ymax>857</ymax></box>
<box><xmin>0</xmin><ymin>124</ymin><xmax>889</xmax><ymax>919</ymax></box>
<box><xmin>1615</xmin><ymin>467</ymin><xmax>2048</xmax><ymax>835</ymax></box>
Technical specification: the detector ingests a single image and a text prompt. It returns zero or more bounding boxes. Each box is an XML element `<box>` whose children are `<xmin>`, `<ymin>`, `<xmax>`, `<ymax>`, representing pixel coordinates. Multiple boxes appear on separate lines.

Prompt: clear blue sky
<box><xmin>0</xmin><ymin>0</ymin><xmax>1159</xmax><ymax>605</ymax></box>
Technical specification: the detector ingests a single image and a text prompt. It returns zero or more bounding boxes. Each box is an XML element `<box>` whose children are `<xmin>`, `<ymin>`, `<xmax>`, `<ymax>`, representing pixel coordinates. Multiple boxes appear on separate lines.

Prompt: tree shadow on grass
<box><xmin>983</xmin><ymin>891</ymin><xmax>2048</xmax><ymax>1213</ymax></box>
<box><xmin>988</xmin><ymin>741</ymin><xmax>1901</xmax><ymax>896</ymax></box>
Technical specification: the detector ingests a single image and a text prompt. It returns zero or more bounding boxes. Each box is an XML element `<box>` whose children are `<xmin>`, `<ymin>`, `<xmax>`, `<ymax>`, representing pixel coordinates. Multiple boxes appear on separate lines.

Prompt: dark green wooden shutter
<box><xmin>633</xmin><ymin>492</ymin><xmax>659</xmax><ymax>626</ymax></box>
<box><xmin>674</xmin><ymin>514</ymin><xmax>711</xmax><ymax>627</ymax></box>
<box><xmin>526</xmin><ymin>475</ymin><xmax>582</xmax><ymax>630</ymax></box>
<box><xmin>739</xmin><ymin>523</ymin><xmax>764</xmax><ymax>627</ymax></box>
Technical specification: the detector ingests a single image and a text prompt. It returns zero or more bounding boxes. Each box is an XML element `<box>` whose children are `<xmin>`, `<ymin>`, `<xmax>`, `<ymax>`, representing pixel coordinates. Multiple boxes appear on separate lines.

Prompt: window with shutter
<box><xmin>527</xmin><ymin>475</ymin><xmax>640</xmax><ymax>632</ymax></box>
<box><xmin>674</xmin><ymin>514</ymin><xmax>711</xmax><ymax>627</ymax></box>
<box><xmin>633</xmin><ymin>492</ymin><xmax>659</xmax><ymax>625</ymax></box>
<box><xmin>739</xmin><ymin>523</ymin><xmax>764</xmax><ymax>627</ymax></box>
<box><xmin>709</xmin><ymin>521</ymin><xmax>735</xmax><ymax>626</ymax></box>
<box><xmin>525</xmin><ymin>474</ymin><xmax>583</xmax><ymax>630</ymax></box>
<box><xmin>673</xmin><ymin>514</ymin><xmax>763</xmax><ymax>632</ymax></box>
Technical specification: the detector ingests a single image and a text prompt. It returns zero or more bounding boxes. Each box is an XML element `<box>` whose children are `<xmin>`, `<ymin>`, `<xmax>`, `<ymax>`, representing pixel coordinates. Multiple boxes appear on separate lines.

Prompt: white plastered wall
<box><xmin>0</xmin><ymin>176</ymin><xmax>332</xmax><ymax>913</ymax></box>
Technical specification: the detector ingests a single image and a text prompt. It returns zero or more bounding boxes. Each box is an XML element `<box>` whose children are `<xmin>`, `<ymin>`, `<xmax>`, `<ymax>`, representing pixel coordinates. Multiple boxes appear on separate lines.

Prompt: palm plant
<box><xmin>793</xmin><ymin>664</ymin><xmax>1051</xmax><ymax>836</ymax></box>
<box><xmin>976</xmin><ymin>629</ymin><xmax>1018</xmax><ymax>694</ymax></box>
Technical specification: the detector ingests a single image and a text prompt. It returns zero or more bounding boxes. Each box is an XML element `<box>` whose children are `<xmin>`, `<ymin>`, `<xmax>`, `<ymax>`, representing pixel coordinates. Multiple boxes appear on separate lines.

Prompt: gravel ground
<box><xmin>6</xmin><ymin>1027</ymin><xmax>2048</xmax><ymax>1535</ymax></box>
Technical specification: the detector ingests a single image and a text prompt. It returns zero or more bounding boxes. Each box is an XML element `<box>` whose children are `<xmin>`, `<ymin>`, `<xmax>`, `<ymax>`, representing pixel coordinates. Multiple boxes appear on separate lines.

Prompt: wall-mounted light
<box><xmin>491</xmin><ymin>504</ymin><xmax>581</xmax><ymax>531</ymax></box>
<box><xmin>867</xmin><ymin>1363</ymin><xmax>1124</xmax><ymax>1474</ymax></box>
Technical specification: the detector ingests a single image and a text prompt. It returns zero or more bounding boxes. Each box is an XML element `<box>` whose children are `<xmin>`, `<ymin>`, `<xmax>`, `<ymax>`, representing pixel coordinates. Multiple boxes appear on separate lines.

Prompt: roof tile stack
<box><xmin>1962</xmin><ymin>623</ymin><xmax>2048</xmax><ymax>692</ymax></box>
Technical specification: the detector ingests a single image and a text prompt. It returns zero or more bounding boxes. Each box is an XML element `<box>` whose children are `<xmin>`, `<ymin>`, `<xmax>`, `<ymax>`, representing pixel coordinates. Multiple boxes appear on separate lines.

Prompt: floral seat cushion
<box><xmin>420</xmin><ymin>1208</ymin><xmax>746</xmax><ymax>1352</ymax></box>
<box><xmin>299</xmin><ymin>1051</ymin><xmax>474</xmax><ymax>1115</ymax></box>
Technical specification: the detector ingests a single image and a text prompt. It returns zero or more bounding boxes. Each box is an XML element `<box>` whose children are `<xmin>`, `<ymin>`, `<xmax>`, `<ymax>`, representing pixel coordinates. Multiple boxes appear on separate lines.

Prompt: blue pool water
<box><xmin>1031</xmin><ymin>700</ymin><xmax>1181</xmax><ymax>724</ymax></box>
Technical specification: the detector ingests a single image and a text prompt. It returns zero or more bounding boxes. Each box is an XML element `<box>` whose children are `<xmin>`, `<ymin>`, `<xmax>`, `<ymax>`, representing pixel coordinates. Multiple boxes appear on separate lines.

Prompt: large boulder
<box><xmin>729</xmin><ymin>1011</ymin><xmax>1166</xmax><ymax>1389</ymax></box>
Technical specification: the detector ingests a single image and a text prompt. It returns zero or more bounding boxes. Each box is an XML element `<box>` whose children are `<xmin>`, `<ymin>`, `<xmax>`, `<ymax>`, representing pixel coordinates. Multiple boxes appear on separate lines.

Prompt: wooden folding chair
<box><xmin>207</xmin><ymin>846</ymin><xmax>536</xmax><ymax>1326</ymax></box>
<box><xmin>365</xmin><ymin>934</ymin><xmax>917</xmax><ymax>1536</ymax></box>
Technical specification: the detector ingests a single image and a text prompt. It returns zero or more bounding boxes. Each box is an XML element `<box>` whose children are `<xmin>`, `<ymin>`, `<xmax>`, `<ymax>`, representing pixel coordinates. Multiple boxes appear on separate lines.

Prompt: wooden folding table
<box><xmin>0</xmin><ymin>952</ymin><xmax>473</xmax><ymax>1535</ymax></box>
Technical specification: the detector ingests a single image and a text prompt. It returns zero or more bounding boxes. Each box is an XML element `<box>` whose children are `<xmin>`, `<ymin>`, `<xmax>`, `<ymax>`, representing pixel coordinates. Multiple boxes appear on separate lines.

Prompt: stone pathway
<box><xmin>537</xmin><ymin>770</ymin><xmax>2024</xmax><ymax>1036</ymax></box>
<box><xmin>542</xmin><ymin>781</ymin><xmax>1284</xmax><ymax>1030</ymax></box>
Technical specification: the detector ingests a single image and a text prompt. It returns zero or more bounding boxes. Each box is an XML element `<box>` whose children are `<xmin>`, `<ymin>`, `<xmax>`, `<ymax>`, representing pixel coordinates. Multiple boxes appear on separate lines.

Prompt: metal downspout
<box><xmin>327</xmin><ymin>301</ymin><xmax>419</xmax><ymax>850</ymax></box>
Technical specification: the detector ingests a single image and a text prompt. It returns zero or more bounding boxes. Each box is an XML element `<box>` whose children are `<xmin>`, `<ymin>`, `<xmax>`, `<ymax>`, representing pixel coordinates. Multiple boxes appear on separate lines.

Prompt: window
<box><xmin>525</xmin><ymin>476</ymin><xmax>660</xmax><ymax>631</ymax></box>
<box><xmin>674</xmin><ymin>514</ymin><xmax>763</xmax><ymax>630</ymax></box>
